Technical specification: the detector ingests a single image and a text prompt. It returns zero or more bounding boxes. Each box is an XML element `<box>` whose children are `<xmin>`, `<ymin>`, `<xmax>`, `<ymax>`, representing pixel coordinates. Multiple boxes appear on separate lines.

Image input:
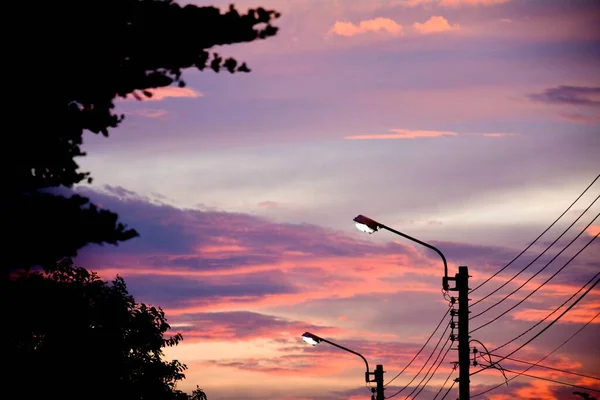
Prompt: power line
<box><xmin>481</xmin><ymin>366</ymin><xmax>600</xmax><ymax>393</ymax></box>
<box><xmin>405</xmin><ymin>336</ymin><xmax>452</xmax><ymax>400</ymax></box>
<box><xmin>486</xmin><ymin>353</ymin><xmax>600</xmax><ymax>381</ymax></box>
<box><xmin>472</xmin><ymin>311</ymin><xmax>600</xmax><ymax>398</ymax></box>
<box><xmin>490</xmin><ymin>269</ymin><xmax>600</xmax><ymax>354</ymax></box>
<box><xmin>470</xmin><ymin>173</ymin><xmax>600</xmax><ymax>295</ymax></box>
<box><xmin>440</xmin><ymin>379</ymin><xmax>456</xmax><ymax>400</ymax></box>
<box><xmin>432</xmin><ymin>368</ymin><xmax>456</xmax><ymax>400</ymax></box>
<box><xmin>411</xmin><ymin>341</ymin><xmax>453</xmax><ymax>399</ymax></box>
<box><xmin>471</xmin><ymin>196</ymin><xmax>599</xmax><ymax>308</ymax></box>
<box><xmin>470</xmin><ymin>230</ymin><xmax>598</xmax><ymax>333</ymax></box>
<box><xmin>384</xmin><ymin>320</ymin><xmax>451</xmax><ymax>399</ymax></box>
<box><xmin>385</xmin><ymin>305</ymin><xmax>452</xmax><ymax>387</ymax></box>
<box><xmin>470</xmin><ymin>274</ymin><xmax>599</xmax><ymax>377</ymax></box>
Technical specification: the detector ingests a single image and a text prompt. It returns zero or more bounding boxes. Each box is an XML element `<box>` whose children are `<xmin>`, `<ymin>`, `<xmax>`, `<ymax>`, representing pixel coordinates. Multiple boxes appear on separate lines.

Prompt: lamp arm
<box><xmin>321</xmin><ymin>338</ymin><xmax>371</xmax><ymax>381</ymax></box>
<box><xmin>381</xmin><ymin>225</ymin><xmax>449</xmax><ymax>285</ymax></box>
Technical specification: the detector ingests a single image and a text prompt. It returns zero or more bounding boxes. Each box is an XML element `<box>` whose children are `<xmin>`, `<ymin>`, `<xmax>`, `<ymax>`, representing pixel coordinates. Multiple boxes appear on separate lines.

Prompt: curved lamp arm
<box><xmin>302</xmin><ymin>332</ymin><xmax>372</xmax><ymax>383</ymax></box>
<box><xmin>353</xmin><ymin>215</ymin><xmax>451</xmax><ymax>290</ymax></box>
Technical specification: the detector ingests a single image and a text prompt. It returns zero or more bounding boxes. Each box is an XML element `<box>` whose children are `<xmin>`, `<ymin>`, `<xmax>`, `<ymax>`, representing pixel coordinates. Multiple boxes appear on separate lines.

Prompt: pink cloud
<box><xmin>345</xmin><ymin>129</ymin><xmax>458</xmax><ymax>140</ymax></box>
<box><xmin>511</xmin><ymin>302</ymin><xmax>600</xmax><ymax>324</ymax></box>
<box><xmin>258</xmin><ymin>201</ymin><xmax>280</xmax><ymax>208</ymax></box>
<box><xmin>439</xmin><ymin>0</ymin><xmax>510</xmax><ymax>6</ymax></box>
<box><xmin>558</xmin><ymin>112</ymin><xmax>600</xmax><ymax>125</ymax></box>
<box><xmin>127</xmin><ymin>109</ymin><xmax>167</xmax><ymax>118</ymax></box>
<box><xmin>480</xmin><ymin>133</ymin><xmax>517</xmax><ymax>138</ymax></box>
<box><xmin>413</xmin><ymin>16</ymin><xmax>460</xmax><ymax>34</ymax></box>
<box><xmin>124</xmin><ymin>86</ymin><xmax>202</xmax><ymax>101</ymax></box>
<box><xmin>400</xmin><ymin>0</ymin><xmax>510</xmax><ymax>7</ymax></box>
<box><xmin>329</xmin><ymin>17</ymin><xmax>403</xmax><ymax>37</ymax></box>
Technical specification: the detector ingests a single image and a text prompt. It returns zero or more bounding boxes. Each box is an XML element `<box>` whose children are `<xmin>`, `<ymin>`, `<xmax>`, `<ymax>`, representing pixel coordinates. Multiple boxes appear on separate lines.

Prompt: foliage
<box><xmin>5</xmin><ymin>0</ymin><xmax>279</xmax><ymax>273</ymax></box>
<box><xmin>7</xmin><ymin>259</ymin><xmax>190</xmax><ymax>400</ymax></box>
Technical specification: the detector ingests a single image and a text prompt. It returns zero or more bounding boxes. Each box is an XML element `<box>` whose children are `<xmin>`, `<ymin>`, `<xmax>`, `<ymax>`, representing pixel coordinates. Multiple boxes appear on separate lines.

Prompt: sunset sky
<box><xmin>74</xmin><ymin>0</ymin><xmax>599</xmax><ymax>399</ymax></box>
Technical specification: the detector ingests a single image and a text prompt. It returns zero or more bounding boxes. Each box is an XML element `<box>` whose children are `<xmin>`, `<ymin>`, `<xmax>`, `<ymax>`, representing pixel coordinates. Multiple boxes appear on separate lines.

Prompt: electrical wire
<box><xmin>411</xmin><ymin>340</ymin><xmax>453</xmax><ymax>399</ymax></box>
<box><xmin>440</xmin><ymin>380</ymin><xmax>456</xmax><ymax>400</ymax></box>
<box><xmin>470</xmin><ymin>230</ymin><xmax>599</xmax><ymax>333</ymax></box>
<box><xmin>385</xmin><ymin>305</ymin><xmax>452</xmax><ymax>387</ymax></box>
<box><xmin>470</xmin><ymin>275</ymin><xmax>599</xmax><ymax>377</ymax></box>
<box><xmin>486</xmin><ymin>353</ymin><xmax>600</xmax><ymax>381</ymax></box>
<box><xmin>490</xmin><ymin>269</ymin><xmax>600</xmax><ymax>353</ymax></box>
<box><xmin>384</xmin><ymin>321</ymin><xmax>452</xmax><ymax>398</ymax></box>
<box><xmin>432</xmin><ymin>367</ymin><xmax>456</xmax><ymax>400</ymax></box>
<box><xmin>471</xmin><ymin>197</ymin><xmax>599</xmax><ymax>308</ymax></box>
<box><xmin>469</xmin><ymin>173</ymin><xmax>599</xmax><ymax>295</ymax></box>
<box><xmin>472</xmin><ymin>311</ymin><xmax>600</xmax><ymax>398</ymax></box>
<box><xmin>479</xmin><ymin>366</ymin><xmax>600</xmax><ymax>393</ymax></box>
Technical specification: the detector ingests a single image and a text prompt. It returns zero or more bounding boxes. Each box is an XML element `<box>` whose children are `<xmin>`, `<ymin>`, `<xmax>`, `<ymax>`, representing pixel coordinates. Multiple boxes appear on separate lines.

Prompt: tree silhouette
<box><xmin>190</xmin><ymin>386</ymin><xmax>209</xmax><ymax>400</ymax></box>
<box><xmin>7</xmin><ymin>259</ymin><xmax>192</xmax><ymax>400</ymax></box>
<box><xmin>5</xmin><ymin>0</ymin><xmax>280</xmax><ymax>274</ymax></box>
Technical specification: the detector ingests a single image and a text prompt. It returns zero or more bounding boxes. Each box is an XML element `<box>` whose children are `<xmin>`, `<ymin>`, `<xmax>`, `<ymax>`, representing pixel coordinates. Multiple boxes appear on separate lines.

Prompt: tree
<box><xmin>5</xmin><ymin>0</ymin><xmax>280</xmax><ymax>273</ymax></box>
<box><xmin>7</xmin><ymin>259</ymin><xmax>191</xmax><ymax>400</ymax></box>
<box><xmin>190</xmin><ymin>386</ymin><xmax>209</xmax><ymax>400</ymax></box>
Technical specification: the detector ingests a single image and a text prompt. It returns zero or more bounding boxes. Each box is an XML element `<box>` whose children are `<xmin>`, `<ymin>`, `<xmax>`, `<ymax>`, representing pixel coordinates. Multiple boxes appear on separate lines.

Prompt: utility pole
<box><xmin>374</xmin><ymin>364</ymin><xmax>385</xmax><ymax>400</ymax></box>
<box><xmin>457</xmin><ymin>266</ymin><xmax>470</xmax><ymax>400</ymax></box>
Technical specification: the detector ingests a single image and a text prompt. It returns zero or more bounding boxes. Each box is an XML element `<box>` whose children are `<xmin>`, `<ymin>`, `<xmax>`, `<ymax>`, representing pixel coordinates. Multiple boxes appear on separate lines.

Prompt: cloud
<box><xmin>124</xmin><ymin>86</ymin><xmax>203</xmax><ymax>101</ymax></box>
<box><xmin>586</xmin><ymin>225</ymin><xmax>600</xmax><ymax>237</ymax></box>
<box><xmin>345</xmin><ymin>129</ymin><xmax>517</xmax><ymax>140</ymax></box>
<box><xmin>479</xmin><ymin>133</ymin><xmax>517</xmax><ymax>138</ymax></box>
<box><xmin>172</xmin><ymin>311</ymin><xmax>341</xmax><ymax>342</ymax></box>
<box><xmin>413</xmin><ymin>16</ymin><xmax>460</xmax><ymax>34</ymax></box>
<box><xmin>329</xmin><ymin>17</ymin><xmax>403</xmax><ymax>37</ymax></box>
<box><xmin>67</xmin><ymin>184</ymin><xmax>600</xmax><ymax>396</ymax></box>
<box><xmin>257</xmin><ymin>201</ymin><xmax>280</xmax><ymax>208</ymax></box>
<box><xmin>439</xmin><ymin>0</ymin><xmax>510</xmax><ymax>6</ymax></box>
<box><xmin>558</xmin><ymin>112</ymin><xmax>600</xmax><ymax>125</ymax></box>
<box><xmin>511</xmin><ymin>302</ymin><xmax>600</xmax><ymax>324</ymax></box>
<box><xmin>345</xmin><ymin>129</ymin><xmax>458</xmax><ymax>140</ymax></box>
<box><xmin>400</xmin><ymin>0</ymin><xmax>510</xmax><ymax>7</ymax></box>
<box><xmin>528</xmin><ymin>86</ymin><xmax>600</xmax><ymax>107</ymax></box>
<box><xmin>127</xmin><ymin>109</ymin><xmax>167</xmax><ymax>118</ymax></box>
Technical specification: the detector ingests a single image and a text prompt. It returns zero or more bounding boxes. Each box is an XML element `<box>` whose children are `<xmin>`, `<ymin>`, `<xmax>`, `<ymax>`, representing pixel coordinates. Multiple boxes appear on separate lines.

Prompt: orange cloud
<box><xmin>329</xmin><ymin>17</ymin><xmax>403</xmax><ymax>37</ymax></box>
<box><xmin>124</xmin><ymin>86</ymin><xmax>202</xmax><ymax>101</ymax></box>
<box><xmin>413</xmin><ymin>16</ymin><xmax>460</xmax><ymax>34</ymax></box>
<box><xmin>585</xmin><ymin>225</ymin><xmax>600</xmax><ymax>237</ymax></box>
<box><xmin>345</xmin><ymin>129</ymin><xmax>458</xmax><ymax>140</ymax></box>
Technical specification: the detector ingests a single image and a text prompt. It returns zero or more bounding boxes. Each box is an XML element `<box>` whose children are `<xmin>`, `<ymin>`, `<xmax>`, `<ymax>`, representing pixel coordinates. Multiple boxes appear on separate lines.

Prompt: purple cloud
<box><xmin>529</xmin><ymin>86</ymin><xmax>600</xmax><ymax>107</ymax></box>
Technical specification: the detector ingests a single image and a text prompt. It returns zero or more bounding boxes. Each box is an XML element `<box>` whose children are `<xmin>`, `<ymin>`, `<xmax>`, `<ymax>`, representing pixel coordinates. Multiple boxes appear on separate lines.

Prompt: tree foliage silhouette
<box><xmin>7</xmin><ymin>259</ymin><xmax>193</xmax><ymax>400</ymax></box>
<box><xmin>5</xmin><ymin>0</ymin><xmax>280</xmax><ymax>273</ymax></box>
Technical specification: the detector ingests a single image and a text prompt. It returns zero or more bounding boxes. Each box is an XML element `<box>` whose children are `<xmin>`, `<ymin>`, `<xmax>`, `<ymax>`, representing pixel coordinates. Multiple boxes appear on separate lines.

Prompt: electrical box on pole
<box><xmin>457</xmin><ymin>266</ymin><xmax>470</xmax><ymax>400</ymax></box>
<box><xmin>374</xmin><ymin>364</ymin><xmax>385</xmax><ymax>400</ymax></box>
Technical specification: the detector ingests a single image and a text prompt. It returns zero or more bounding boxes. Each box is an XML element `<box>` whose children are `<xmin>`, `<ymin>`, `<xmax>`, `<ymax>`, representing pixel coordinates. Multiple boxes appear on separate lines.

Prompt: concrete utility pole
<box><xmin>455</xmin><ymin>266</ymin><xmax>470</xmax><ymax>400</ymax></box>
<box><xmin>374</xmin><ymin>364</ymin><xmax>385</xmax><ymax>400</ymax></box>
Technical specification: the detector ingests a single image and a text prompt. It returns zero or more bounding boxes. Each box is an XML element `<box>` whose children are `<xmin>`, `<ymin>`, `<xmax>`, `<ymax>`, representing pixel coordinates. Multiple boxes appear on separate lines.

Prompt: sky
<box><xmin>74</xmin><ymin>0</ymin><xmax>599</xmax><ymax>399</ymax></box>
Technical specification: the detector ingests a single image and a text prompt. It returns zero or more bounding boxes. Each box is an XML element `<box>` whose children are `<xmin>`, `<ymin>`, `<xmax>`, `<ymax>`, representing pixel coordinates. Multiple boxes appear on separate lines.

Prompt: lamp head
<box><xmin>301</xmin><ymin>332</ymin><xmax>322</xmax><ymax>346</ymax></box>
<box><xmin>353</xmin><ymin>215</ymin><xmax>381</xmax><ymax>234</ymax></box>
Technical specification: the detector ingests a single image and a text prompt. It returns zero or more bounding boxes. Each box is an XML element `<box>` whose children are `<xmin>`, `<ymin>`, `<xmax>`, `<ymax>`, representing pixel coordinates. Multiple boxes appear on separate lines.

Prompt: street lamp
<box><xmin>352</xmin><ymin>214</ymin><xmax>472</xmax><ymax>399</ymax></box>
<box><xmin>301</xmin><ymin>332</ymin><xmax>385</xmax><ymax>400</ymax></box>
<box><xmin>353</xmin><ymin>214</ymin><xmax>451</xmax><ymax>291</ymax></box>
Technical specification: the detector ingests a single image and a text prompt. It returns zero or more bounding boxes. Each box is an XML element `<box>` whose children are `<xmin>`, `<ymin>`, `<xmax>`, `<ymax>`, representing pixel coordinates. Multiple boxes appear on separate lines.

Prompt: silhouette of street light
<box><xmin>301</xmin><ymin>331</ymin><xmax>373</xmax><ymax>384</ymax></box>
<box><xmin>352</xmin><ymin>214</ymin><xmax>450</xmax><ymax>291</ymax></box>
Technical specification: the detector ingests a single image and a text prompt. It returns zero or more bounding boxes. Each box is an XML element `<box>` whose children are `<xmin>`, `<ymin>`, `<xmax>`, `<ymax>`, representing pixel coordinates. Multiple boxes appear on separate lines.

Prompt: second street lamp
<box><xmin>352</xmin><ymin>214</ymin><xmax>471</xmax><ymax>400</ymax></box>
<box><xmin>301</xmin><ymin>332</ymin><xmax>385</xmax><ymax>400</ymax></box>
